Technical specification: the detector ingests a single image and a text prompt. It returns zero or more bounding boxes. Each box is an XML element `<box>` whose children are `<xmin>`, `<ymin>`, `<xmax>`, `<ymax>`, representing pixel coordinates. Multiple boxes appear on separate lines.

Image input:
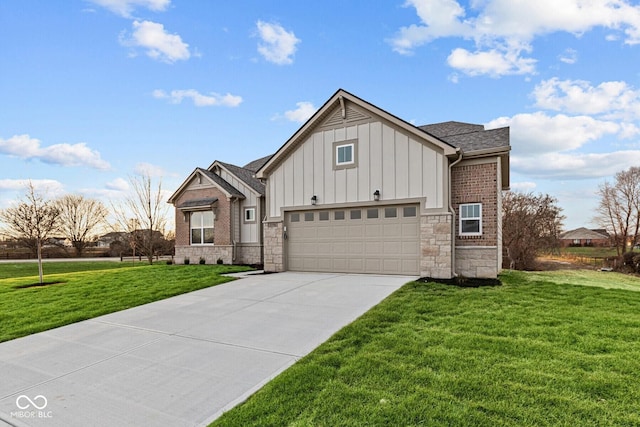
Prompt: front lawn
<box><xmin>0</xmin><ymin>262</ymin><xmax>250</xmax><ymax>343</ymax></box>
<box><xmin>212</xmin><ymin>269</ymin><xmax>640</xmax><ymax>426</ymax></box>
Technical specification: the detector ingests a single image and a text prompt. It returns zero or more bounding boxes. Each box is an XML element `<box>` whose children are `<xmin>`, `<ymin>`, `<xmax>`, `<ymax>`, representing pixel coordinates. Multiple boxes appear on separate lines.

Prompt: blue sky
<box><xmin>2</xmin><ymin>0</ymin><xmax>640</xmax><ymax>231</ymax></box>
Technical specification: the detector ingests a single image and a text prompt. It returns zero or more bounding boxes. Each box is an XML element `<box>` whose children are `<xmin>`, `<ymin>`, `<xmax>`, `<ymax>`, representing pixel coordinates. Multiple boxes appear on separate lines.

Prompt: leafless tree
<box><xmin>55</xmin><ymin>195</ymin><xmax>109</xmax><ymax>257</ymax></box>
<box><xmin>502</xmin><ymin>191</ymin><xmax>564</xmax><ymax>270</ymax></box>
<box><xmin>111</xmin><ymin>173</ymin><xmax>169</xmax><ymax>264</ymax></box>
<box><xmin>595</xmin><ymin>167</ymin><xmax>640</xmax><ymax>255</ymax></box>
<box><xmin>0</xmin><ymin>181</ymin><xmax>60</xmax><ymax>283</ymax></box>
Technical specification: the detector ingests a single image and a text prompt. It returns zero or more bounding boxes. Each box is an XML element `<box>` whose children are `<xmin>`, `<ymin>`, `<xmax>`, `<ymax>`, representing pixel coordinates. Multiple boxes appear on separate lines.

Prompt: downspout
<box><xmin>448</xmin><ymin>148</ymin><xmax>463</xmax><ymax>278</ymax></box>
<box><xmin>231</xmin><ymin>198</ymin><xmax>237</xmax><ymax>263</ymax></box>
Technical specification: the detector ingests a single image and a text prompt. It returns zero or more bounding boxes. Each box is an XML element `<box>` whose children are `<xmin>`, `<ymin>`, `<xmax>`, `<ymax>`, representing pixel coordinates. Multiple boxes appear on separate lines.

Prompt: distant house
<box><xmin>559</xmin><ymin>227</ymin><xmax>610</xmax><ymax>247</ymax></box>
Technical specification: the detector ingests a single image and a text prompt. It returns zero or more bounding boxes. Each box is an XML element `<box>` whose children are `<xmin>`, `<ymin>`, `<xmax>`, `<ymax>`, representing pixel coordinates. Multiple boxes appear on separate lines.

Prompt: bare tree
<box><xmin>595</xmin><ymin>167</ymin><xmax>640</xmax><ymax>255</ymax></box>
<box><xmin>502</xmin><ymin>191</ymin><xmax>564</xmax><ymax>270</ymax></box>
<box><xmin>111</xmin><ymin>173</ymin><xmax>169</xmax><ymax>264</ymax></box>
<box><xmin>0</xmin><ymin>181</ymin><xmax>60</xmax><ymax>283</ymax></box>
<box><xmin>55</xmin><ymin>195</ymin><xmax>109</xmax><ymax>257</ymax></box>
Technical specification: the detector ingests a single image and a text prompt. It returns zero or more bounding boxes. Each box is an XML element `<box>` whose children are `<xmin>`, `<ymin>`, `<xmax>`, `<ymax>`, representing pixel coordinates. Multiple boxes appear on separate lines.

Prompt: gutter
<box><xmin>448</xmin><ymin>149</ymin><xmax>464</xmax><ymax>278</ymax></box>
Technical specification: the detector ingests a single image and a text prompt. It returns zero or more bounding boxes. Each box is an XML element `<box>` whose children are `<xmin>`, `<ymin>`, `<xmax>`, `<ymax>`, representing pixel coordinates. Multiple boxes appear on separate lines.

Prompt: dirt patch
<box><xmin>535</xmin><ymin>257</ymin><xmax>594</xmax><ymax>271</ymax></box>
<box><xmin>14</xmin><ymin>281</ymin><xmax>65</xmax><ymax>289</ymax></box>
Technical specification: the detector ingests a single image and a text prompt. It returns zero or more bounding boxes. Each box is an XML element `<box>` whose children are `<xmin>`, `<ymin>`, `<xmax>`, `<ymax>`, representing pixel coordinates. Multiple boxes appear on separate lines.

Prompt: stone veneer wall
<box><xmin>263</xmin><ymin>221</ymin><xmax>284</xmax><ymax>272</ymax></box>
<box><xmin>455</xmin><ymin>247</ymin><xmax>498</xmax><ymax>278</ymax></box>
<box><xmin>420</xmin><ymin>214</ymin><xmax>452</xmax><ymax>279</ymax></box>
<box><xmin>236</xmin><ymin>244</ymin><xmax>263</xmax><ymax>265</ymax></box>
<box><xmin>175</xmin><ymin>245</ymin><xmax>232</xmax><ymax>264</ymax></box>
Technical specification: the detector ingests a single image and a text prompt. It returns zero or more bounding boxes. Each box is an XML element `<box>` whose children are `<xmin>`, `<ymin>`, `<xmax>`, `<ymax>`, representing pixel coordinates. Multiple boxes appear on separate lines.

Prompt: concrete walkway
<box><xmin>0</xmin><ymin>272</ymin><xmax>414</xmax><ymax>427</ymax></box>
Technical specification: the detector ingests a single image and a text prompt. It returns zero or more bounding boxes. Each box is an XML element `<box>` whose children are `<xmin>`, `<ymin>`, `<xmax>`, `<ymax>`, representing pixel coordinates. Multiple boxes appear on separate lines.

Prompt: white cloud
<box><xmin>283</xmin><ymin>101</ymin><xmax>316</xmax><ymax>123</ymax></box>
<box><xmin>512</xmin><ymin>150</ymin><xmax>640</xmax><ymax>179</ymax></box>
<box><xmin>487</xmin><ymin>112</ymin><xmax>622</xmax><ymax>155</ymax></box>
<box><xmin>510</xmin><ymin>181</ymin><xmax>537</xmax><ymax>192</ymax></box>
<box><xmin>134</xmin><ymin>162</ymin><xmax>166</xmax><ymax>177</ymax></box>
<box><xmin>0</xmin><ymin>179</ymin><xmax>63</xmax><ymax>193</ymax></box>
<box><xmin>391</xmin><ymin>0</ymin><xmax>640</xmax><ymax>76</ymax></box>
<box><xmin>0</xmin><ymin>135</ymin><xmax>110</xmax><ymax>170</ymax></box>
<box><xmin>153</xmin><ymin>89</ymin><xmax>242</xmax><ymax>107</ymax></box>
<box><xmin>87</xmin><ymin>0</ymin><xmax>170</xmax><ymax>18</ymax></box>
<box><xmin>120</xmin><ymin>20</ymin><xmax>190</xmax><ymax>63</ymax></box>
<box><xmin>105</xmin><ymin>178</ymin><xmax>129</xmax><ymax>192</ymax></box>
<box><xmin>533</xmin><ymin>78</ymin><xmax>640</xmax><ymax>120</ymax></box>
<box><xmin>256</xmin><ymin>21</ymin><xmax>300</xmax><ymax>65</ymax></box>
<box><xmin>447</xmin><ymin>46</ymin><xmax>536</xmax><ymax>77</ymax></box>
<box><xmin>558</xmin><ymin>48</ymin><xmax>578</xmax><ymax>64</ymax></box>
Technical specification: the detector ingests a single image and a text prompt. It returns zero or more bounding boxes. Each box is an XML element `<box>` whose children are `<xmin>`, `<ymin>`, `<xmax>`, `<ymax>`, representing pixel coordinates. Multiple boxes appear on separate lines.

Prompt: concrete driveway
<box><xmin>0</xmin><ymin>272</ymin><xmax>414</xmax><ymax>427</ymax></box>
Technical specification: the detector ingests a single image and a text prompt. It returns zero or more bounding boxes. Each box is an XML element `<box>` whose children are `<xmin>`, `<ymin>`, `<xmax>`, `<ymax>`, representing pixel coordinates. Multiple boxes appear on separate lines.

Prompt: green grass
<box><xmin>0</xmin><ymin>262</ymin><xmax>251</xmax><ymax>343</ymax></box>
<box><xmin>0</xmin><ymin>260</ymin><xmax>141</xmax><ymax>279</ymax></box>
<box><xmin>560</xmin><ymin>247</ymin><xmax>620</xmax><ymax>258</ymax></box>
<box><xmin>212</xmin><ymin>269</ymin><xmax>640</xmax><ymax>427</ymax></box>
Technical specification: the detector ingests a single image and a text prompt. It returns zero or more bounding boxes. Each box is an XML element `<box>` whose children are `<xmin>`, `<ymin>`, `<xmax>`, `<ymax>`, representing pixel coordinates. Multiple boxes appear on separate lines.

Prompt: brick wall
<box><xmin>173</xmin><ymin>187</ymin><xmax>232</xmax><ymax>246</ymax></box>
<box><xmin>451</xmin><ymin>161</ymin><xmax>498</xmax><ymax>247</ymax></box>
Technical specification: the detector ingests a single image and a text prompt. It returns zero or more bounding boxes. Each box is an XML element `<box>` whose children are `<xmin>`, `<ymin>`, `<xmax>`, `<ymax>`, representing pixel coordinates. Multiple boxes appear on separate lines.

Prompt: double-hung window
<box><xmin>459</xmin><ymin>203</ymin><xmax>482</xmax><ymax>236</ymax></box>
<box><xmin>191</xmin><ymin>211</ymin><xmax>214</xmax><ymax>244</ymax></box>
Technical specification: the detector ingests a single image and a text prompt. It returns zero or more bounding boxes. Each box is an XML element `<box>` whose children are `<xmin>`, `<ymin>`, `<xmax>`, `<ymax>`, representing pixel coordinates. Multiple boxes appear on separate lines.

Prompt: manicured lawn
<box><xmin>0</xmin><ymin>260</ymin><xmax>141</xmax><ymax>279</ymax></box>
<box><xmin>212</xmin><ymin>269</ymin><xmax>640</xmax><ymax>426</ymax></box>
<box><xmin>0</xmin><ymin>262</ymin><xmax>251</xmax><ymax>343</ymax></box>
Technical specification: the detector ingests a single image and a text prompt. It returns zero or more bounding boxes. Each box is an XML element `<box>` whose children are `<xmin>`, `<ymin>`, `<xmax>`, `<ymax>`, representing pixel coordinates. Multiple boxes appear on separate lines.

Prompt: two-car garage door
<box><xmin>285</xmin><ymin>204</ymin><xmax>420</xmax><ymax>275</ymax></box>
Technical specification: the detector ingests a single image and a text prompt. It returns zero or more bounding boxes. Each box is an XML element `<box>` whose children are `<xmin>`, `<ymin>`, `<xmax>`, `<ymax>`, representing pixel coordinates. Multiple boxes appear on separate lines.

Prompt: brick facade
<box><xmin>451</xmin><ymin>160</ymin><xmax>500</xmax><ymax>277</ymax></box>
<box><xmin>173</xmin><ymin>186</ymin><xmax>234</xmax><ymax>265</ymax></box>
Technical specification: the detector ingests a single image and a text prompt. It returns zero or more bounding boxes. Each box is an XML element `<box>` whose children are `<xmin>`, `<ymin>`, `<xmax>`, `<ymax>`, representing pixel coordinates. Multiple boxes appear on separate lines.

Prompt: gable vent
<box><xmin>322</xmin><ymin>105</ymin><xmax>369</xmax><ymax>128</ymax></box>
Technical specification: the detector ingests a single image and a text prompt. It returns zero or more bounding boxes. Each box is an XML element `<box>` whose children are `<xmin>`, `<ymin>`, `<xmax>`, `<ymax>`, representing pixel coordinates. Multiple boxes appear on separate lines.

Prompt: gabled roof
<box><xmin>167</xmin><ymin>167</ymin><xmax>245</xmax><ymax>204</ymax></box>
<box><xmin>560</xmin><ymin>227</ymin><xmax>610</xmax><ymax>240</ymax></box>
<box><xmin>176</xmin><ymin>197</ymin><xmax>218</xmax><ymax>210</ymax></box>
<box><xmin>243</xmin><ymin>155</ymin><xmax>272</xmax><ymax>173</ymax></box>
<box><xmin>420</xmin><ymin>122</ymin><xmax>510</xmax><ymax>155</ymax></box>
<box><xmin>256</xmin><ymin>89</ymin><xmax>460</xmax><ymax>179</ymax></box>
<box><xmin>215</xmin><ymin>161</ymin><xmax>266</xmax><ymax>196</ymax></box>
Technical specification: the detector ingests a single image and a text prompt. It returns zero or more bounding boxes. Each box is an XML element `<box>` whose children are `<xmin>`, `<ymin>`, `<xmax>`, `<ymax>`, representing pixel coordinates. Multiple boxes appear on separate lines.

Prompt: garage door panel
<box><xmin>286</xmin><ymin>205</ymin><xmax>419</xmax><ymax>275</ymax></box>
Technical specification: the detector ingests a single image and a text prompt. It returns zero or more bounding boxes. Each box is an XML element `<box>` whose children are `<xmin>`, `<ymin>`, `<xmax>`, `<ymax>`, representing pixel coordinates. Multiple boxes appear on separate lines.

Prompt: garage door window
<box><xmin>350</xmin><ymin>210</ymin><xmax>362</xmax><ymax>220</ymax></box>
<box><xmin>334</xmin><ymin>211</ymin><xmax>345</xmax><ymax>220</ymax></box>
<box><xmin>367</xmin><ymin>208</ymin><xmax>379</xmax><ymax>219</ymax></box>
<box><xmin>384</xmin><ymin>207</ymin><xmax>397</xmax><ymax>218</ymax></box>
<box><xmin>305</xmin><ymin>212</ymin><xmax>314</xmax><ymax>221</ymax></box>
<box><xmin>403</xmin><ymin>206</ymin><xmax>417</xmax><ymax>217</ymax></box>
<box><xmin>319</xmin><ymin>211</ymin><xmax>329</xmax><ymax>221</ymax></box>
<box><xmin>290</xmin><ymin>213</ymin><xmax>300</xmax><ymax>222</ymax></box>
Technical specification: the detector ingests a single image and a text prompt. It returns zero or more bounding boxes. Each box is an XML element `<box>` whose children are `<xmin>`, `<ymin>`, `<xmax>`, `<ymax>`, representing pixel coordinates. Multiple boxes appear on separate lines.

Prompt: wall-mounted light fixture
<box><xmin>373</xmin><ymin>189</ymin><xmax>381</xmax><ymax>201</ymax></box>
<box><xmin>311</xmin><ymin>195</ymin><xmax>318</xmax><ymax>205</ymax></box>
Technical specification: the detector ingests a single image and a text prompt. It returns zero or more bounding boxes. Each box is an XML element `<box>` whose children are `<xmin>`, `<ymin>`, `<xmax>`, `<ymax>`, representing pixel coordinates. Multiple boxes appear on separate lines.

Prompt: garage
<box><xmin>285</xmin><ymin>204</ymin><xmax>420</xmax><ymax>275</ymax></box>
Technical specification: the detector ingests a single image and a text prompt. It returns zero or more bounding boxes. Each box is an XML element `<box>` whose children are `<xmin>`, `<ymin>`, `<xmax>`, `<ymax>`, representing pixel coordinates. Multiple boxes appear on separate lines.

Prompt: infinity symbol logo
<box><xmin>16</xmin><ymin>395</ymin><xmax>48</xmax><ymax>410</ymax></box>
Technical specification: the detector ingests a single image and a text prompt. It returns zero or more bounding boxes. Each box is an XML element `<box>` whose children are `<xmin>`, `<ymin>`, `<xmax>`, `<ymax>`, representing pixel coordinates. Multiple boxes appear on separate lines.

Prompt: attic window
<box><xmin>336</xmin><ymin>144</ymin><xmax>353</xmax><ymax>165</ymax></box>
<box><xmin>333</xmin><ymin>139</ymin><xmax>358</xmax><ymax>170</ymax></box>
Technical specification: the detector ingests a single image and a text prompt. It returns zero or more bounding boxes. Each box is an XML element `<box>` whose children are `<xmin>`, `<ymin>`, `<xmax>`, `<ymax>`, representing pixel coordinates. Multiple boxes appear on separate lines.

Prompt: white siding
<box><xmin>267</xmin><ymin>119</ymin><xmax>447</xmax><ymax>218</ymax></box>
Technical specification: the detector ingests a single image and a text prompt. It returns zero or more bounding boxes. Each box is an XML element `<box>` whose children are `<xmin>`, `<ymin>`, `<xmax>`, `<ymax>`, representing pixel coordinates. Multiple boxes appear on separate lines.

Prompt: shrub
<box><xmin>184</xmin><ymin>257</ymin><xmax>190</xmax><ymax>265</ymax></box>
<box><xmin>199</xmin><ymin>257</ymin><xmax>206</xmax><ymax>265</ymax></box>
<box><xmin>216</xmin><ymin>258</ymin><xmax>223</xmax><ymax>265</ymax></box>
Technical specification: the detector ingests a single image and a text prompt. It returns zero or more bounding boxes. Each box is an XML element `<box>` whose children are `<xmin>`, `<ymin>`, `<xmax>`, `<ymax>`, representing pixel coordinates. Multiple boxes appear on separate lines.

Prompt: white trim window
<box><xmin>244</xmin><ymin>207</ymin><xmax>256</xmax><ymax>223</ymax></box>
<box><xmin>336</xmin><ymin>143</ymin><xmax>354</xmax><ymax>165</ymax></box>
<box><xmin>459</xmin><ymin>203</ymin><xmax>482</xmax><ymax>236</ymax></box>
<box><xmin>191</xmin><ymin>211</ymin><xmax>214</xmax><ymax>244</ymax></box>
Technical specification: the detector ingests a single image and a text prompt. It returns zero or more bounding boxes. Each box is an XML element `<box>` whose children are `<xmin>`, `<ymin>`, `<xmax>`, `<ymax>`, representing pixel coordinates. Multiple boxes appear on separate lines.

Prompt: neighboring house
<box><xmin>559</xmin><ymin>227</ymin><xmax>610</xmax><ymax>247</ymax></box>
<box><xmin>168</xmin><ymin>156</ymin><xmax>270</xmax><ymax>265</ymax></box>
<box><xmin>256</xmin><ymin>89</ymin><xmax>510</xmax><ymax>278</ymax></box>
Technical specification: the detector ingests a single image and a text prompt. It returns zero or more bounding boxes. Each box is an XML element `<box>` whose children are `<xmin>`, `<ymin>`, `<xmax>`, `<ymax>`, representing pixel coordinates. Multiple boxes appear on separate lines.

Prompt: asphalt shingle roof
<box><xmin>419</xmin><ymin>121</ymin><xmax>509</xmax><ymax>153</ymax></box>
<box><xmin>217</xmin><ymin>160</ymin><xmax>267</xmax><ymax>196</ymax></box>
<box><xmin>560</xmin><ymin>227</ymin><xmax>610</xmax><ymax>240</ymax></box>
<box><xmin>177</xmin><ymin>197</ymin><xmax>219</xmax><ymax>209</ymax></box>
<box><xmin>198</xmin><ymin>168</ymin><xmax>246</xmax><ymax>199</ymax></box>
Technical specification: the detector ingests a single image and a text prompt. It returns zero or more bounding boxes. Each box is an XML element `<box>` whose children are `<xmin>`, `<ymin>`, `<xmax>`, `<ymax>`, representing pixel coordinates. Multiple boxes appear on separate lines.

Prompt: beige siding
<box><xmin>267</xmin><ymin>118</ymin><xmax>447</xmax><ymax>218</ymax></box>
<box><xmin>219</xmin><ymin>169</ymin><xmax>260</xmax><ymax>244</ymax></box>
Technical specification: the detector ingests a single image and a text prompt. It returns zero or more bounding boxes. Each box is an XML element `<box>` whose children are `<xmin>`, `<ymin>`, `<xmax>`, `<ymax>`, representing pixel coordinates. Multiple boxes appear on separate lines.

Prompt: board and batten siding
<box><xmin>267</xmin><ymin>120</ymin><xmax>446</xmax><ymax>218</ymax></box>
<box><xmin>219</xmin><ymin>169</ymin><xmax>260</xmax><ymax>243</ymax></box>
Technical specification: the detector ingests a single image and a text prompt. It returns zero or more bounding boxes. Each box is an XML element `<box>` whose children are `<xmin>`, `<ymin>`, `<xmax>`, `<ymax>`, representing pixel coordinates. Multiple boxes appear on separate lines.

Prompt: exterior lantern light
<box><xmin>311</xmin><ymin>195</ymin><xmax>318</xmax><ymax>205</ymax></box>
<box><xmin>373</xmin><ymin>189</ymin><xmax>380</xmax><ymax>201</ymax></box>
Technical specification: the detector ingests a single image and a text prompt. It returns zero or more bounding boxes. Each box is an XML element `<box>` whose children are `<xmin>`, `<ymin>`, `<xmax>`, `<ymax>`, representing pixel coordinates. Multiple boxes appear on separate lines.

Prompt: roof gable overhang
<box><xmin>256</xmin><ymin>89</ymin><xmax>459</xmax><ymax>179</ymax></box>
<box><xmin>167</xmin><ymin>168</ymin><xmax>244</xmax><ymax>205</ymax></box>
<box><xmin>208</xmin><ymin>160</ymin><xmax>264</xmax><ymax>197</ymax></box>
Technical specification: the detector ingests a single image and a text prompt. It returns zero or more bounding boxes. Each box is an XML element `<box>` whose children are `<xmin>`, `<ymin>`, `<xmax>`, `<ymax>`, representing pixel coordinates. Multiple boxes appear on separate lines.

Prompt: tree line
<box><xmin>0</xmin><ymin>175</ymin><xmax>170</xmax><ymax>283</ymax></box>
